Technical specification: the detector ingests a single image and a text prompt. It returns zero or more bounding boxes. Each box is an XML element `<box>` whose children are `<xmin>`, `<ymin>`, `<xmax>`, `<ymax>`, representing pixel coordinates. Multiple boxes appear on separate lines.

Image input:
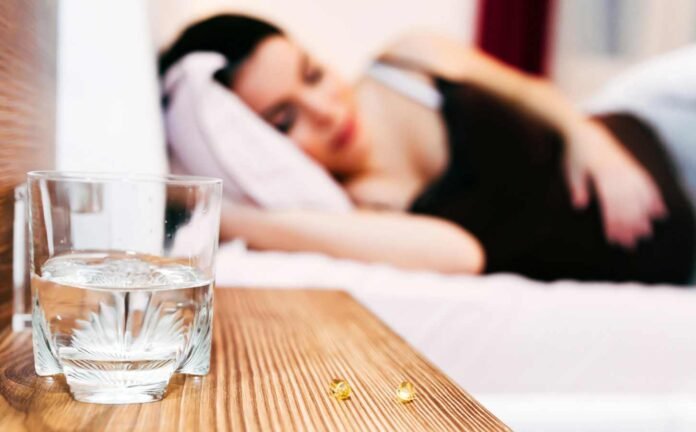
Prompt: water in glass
<box><xmin>32</xmin><ymin>251</ymin><xmax>213</xmax><ymax>404</ymax></box>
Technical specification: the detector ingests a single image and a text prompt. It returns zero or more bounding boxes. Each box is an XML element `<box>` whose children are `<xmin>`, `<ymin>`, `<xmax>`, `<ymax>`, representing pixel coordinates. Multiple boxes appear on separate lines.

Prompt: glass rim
<box><xmin>27</xmin><ymin>171</ymin><xmax>222</xmax><ymax>186</ymax></box>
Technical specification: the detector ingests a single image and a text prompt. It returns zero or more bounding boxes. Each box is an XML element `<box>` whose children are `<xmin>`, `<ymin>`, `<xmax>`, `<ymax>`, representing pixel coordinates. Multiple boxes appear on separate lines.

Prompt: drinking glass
<box><xmin>27</xmin><ymin>171</ymin><xmax>222</xmax><ymax>404</ymax></box>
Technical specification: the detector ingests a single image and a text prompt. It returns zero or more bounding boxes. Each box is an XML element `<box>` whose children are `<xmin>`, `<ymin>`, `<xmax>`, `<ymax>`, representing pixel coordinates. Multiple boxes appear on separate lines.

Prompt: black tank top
<box><xmin>409</xmin><ymin>78</ymin><xmax>695</xmax><ymax>284</ymax></box>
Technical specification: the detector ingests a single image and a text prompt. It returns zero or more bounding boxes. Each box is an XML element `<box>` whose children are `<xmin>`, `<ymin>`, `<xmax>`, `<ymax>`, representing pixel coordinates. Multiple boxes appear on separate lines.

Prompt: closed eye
<box><xmin>269</xmin><ymin>104</ymin><xmax>297</xmax><ymax>134</ymax></box>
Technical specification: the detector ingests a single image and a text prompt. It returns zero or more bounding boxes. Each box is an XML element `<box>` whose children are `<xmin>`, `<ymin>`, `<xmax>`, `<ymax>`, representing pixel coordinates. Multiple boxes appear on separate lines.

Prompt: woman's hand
<box><xmin>563</xmin><ymin>119</ymin><xmax>667</xmax><ymax>248</ymax></box>
<box><xmin>381</xmin><ymin>34</ymin><xmax>668</xmax><ymax>247</ymax></box>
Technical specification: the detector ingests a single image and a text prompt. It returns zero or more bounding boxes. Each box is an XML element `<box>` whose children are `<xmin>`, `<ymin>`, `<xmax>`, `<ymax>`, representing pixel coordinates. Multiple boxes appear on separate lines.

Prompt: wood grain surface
<box><xmin>0</xmin><ymin>288</ymin><xmax>510</xmax><ymax>431</ymax></box>
<box><xmin>0</xmin><ymin>0</ymin><xmax>56</xmax><ymax>327</ymax></box>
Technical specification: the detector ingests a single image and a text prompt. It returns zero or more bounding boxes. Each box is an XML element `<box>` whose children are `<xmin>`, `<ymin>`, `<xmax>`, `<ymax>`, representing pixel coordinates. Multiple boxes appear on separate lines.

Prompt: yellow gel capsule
<box><xmin>396</xmin><ymin>381</ymin><xmax>416</xmax><ymax>403</ymax></box>
<box><xmin>330</xmin><ymin>379</ymin><xmax>352</xmax><ymax>400</ymax></box>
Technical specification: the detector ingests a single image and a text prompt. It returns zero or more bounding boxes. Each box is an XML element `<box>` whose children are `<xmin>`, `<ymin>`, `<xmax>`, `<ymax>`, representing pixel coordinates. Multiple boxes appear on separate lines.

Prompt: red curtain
<box><xmin>476</xmin><ymin>0</ymin><xmax>556</xmax><ymax>76</ymax></box>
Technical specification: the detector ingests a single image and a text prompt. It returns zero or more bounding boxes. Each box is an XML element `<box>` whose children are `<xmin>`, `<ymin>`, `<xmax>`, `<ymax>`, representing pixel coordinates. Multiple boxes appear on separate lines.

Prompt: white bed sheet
<box><xmin>215</xmin><ymin>241</ymin><xmax>696</xmax><ymax>431</ymax></box>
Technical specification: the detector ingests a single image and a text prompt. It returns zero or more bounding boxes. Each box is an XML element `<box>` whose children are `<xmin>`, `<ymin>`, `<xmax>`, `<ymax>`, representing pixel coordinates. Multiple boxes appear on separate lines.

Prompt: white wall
<box><xmin>57</xmin><ymin>0</ymin><xmax>167</xmax><ymax>174</ymax></box>
<box><xmin>150</xmin><ymin>0</ymin><xmax>478</xmax><ymax>80</ymax></box>
<box><xmin>551</xmin><ymin>0</ymin><xmax>696</xmax><ymax>102</ymax></box>
<box><xmin>56</xmin><ymin>0</ymin><xmax>169</xmax><ymax>255</ymax></box>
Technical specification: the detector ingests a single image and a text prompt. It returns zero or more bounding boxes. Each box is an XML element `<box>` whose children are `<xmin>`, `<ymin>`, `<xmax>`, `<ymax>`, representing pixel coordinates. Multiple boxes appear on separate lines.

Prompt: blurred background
<box><xmin>56</xmin><ymin>0</ymin><xmax>696</xmax><ymax>171</ymax></box>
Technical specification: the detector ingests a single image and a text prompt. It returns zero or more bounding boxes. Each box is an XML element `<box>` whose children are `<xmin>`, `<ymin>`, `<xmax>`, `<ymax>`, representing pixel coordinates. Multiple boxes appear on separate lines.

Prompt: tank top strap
<box><xmin>367</xmin><ymin>60</ymin><xmax>444</xmax><ymax>110</ymax></box>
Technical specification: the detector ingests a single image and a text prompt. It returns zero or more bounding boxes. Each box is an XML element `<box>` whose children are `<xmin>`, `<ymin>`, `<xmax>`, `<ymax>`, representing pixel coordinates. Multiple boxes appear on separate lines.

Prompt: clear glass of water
<box><xmin>27</xmin><ymin>171</ymin><xmax>222</xmax><ymax>404</ymax></box>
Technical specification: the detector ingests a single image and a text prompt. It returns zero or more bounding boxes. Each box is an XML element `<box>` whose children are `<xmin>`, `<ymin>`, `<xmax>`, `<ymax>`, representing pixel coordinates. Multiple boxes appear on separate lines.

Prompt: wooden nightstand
<box><xmin>0</xmin><ymin>288</ymin><xmax>510</xmax><ymax>431</ymax></box>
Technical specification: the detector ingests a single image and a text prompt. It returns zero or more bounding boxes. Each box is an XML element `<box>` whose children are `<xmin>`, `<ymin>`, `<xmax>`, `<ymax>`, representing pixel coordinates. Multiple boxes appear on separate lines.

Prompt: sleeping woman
<box><xmin>159</xmin><ymin>14</ymin><xmax>695</xmax><ymax>284</ymax></box>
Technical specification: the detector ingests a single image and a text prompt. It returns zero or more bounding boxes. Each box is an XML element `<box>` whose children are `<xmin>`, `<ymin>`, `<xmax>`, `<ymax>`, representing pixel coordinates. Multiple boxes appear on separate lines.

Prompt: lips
<box><xmin>331</xmin><ymin>113</ymin><xmax>357</xmax><ymax>153</ymax></box>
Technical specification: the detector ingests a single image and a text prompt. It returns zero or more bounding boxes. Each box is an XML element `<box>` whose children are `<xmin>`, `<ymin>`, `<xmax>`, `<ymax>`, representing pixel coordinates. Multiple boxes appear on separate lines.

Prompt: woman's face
<box><xmin>232</xmin><ymin>36</ymin><xmax>368</xmax><ymax>176</ymax></box>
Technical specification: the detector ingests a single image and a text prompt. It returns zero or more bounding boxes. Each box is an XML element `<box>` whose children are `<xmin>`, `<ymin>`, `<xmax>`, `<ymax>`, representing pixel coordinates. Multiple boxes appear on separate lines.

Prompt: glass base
<box><xmin>70</xmin><ymin>382</ymin><xmax>168</xmax><ymax>404</ymax></box>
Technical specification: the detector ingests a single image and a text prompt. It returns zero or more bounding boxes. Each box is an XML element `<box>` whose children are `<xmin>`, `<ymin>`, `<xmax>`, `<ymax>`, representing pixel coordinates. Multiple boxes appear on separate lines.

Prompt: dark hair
<box><xmin>158</xmin><ymin>14</ymin><xmax>282</xmax><ymax>86</ymax></box>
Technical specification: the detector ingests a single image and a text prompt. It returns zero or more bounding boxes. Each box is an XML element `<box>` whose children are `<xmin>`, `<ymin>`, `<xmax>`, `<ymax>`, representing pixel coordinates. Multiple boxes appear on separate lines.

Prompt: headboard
<box><xmin>0</xmin><ymin>0</ymin><xmax>56</xmax><ymax>328</ymax></box>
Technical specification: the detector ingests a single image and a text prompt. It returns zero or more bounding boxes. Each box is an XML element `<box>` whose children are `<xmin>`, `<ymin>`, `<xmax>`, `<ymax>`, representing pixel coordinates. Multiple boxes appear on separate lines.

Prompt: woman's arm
<box><xmin>383</xmin><ymin>33</ymin><xmax>667</xmax><ymax>248</ymax></box>
<box><xmin>220</xmin><ymin>203</ymin><xmax>485</xmax><ymax>274</ymax></box>
<box><xmin>382</xmin><ymin>33</ymin><xmax>583</xmax><ymax>132</ymax></box>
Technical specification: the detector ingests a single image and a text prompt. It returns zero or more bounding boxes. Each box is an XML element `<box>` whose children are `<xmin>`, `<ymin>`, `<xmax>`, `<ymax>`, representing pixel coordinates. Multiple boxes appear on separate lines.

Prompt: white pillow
<box><xmin>163</xmin><ymin>52</ymin><xmax>353</xmax><ymax>211</ymax></box>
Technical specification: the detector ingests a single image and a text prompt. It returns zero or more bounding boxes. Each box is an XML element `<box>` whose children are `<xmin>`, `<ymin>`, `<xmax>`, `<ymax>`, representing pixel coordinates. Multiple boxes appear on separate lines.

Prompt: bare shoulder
<box><xmin>380</xmin><ymin>32</ymin><xmax>479</xmax><ymax>78</ymax></box>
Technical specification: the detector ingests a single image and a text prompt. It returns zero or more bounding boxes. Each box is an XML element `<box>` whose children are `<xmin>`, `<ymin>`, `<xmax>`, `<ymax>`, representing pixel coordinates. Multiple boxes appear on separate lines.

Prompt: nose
<box><xmin>299</xmin><ymin>90</ymin><xmax>338</xmax><ymax>127</ymax></box>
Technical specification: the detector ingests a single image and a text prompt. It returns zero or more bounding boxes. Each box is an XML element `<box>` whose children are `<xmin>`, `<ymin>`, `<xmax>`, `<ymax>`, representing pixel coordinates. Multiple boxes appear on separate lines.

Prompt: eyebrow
<box><xmin>260</xmin><ymin>53</ymin><xmax>310</xmax><ymax>120</ymax></box>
